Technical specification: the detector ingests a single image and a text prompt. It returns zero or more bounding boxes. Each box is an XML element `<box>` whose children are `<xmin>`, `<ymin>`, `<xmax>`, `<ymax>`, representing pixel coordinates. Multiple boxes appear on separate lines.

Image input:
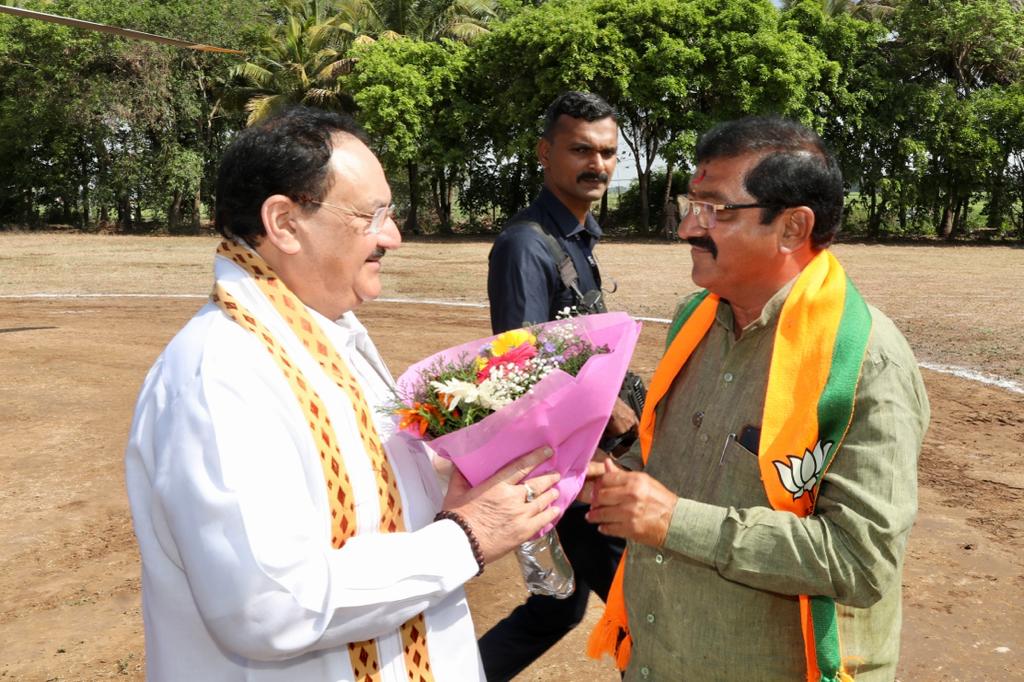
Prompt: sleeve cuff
<box><xmin>432</xmin><ymin>518</ymin><xmax>483</xmax><ymax>585</ymax></box>
<box><xmin>662</xmin><ymin>497</ymin><xmax>728</xmax><ymax>567</ymax></box>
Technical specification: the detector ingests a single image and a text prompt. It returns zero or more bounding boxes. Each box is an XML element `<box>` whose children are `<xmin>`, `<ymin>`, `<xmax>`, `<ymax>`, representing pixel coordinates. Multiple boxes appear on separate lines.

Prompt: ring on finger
<box><xmin>524</xmin><ymin>482</ymin><xmax>536</xmax><ymax>503</ymax></box>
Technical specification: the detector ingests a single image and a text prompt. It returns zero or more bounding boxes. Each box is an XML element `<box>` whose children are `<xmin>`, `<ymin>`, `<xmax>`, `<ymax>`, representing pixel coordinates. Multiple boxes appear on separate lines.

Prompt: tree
<box><xmin>787</xmin><ymin>0</ymin><xmax>896</xmax><ymax>20</ymax></box>
<box><xmin>617</xmin><ymin>0</ymin><xmax>830</xmax><ymax>231</ymax></box>
<box><xmin>0</xmin><ymin>0</ymin><xmax>262</xmax><ymax>230</ymax></box>
<box><xmin>349</xmin><ymin>0</ymin><xmax>497</xmax><ymax>41</ymax></box>
<box><xmin>782</xmin><ymin>0</ymin><xmax>899</xmax><ymax>236</ymax></box>
<box><xmin>891</xmin><ymin>0</ymin><xmax>1024</xmax><ymax>239</ymax></box>
<box><xmin>786</xmin><ymin>0</ymin><xmax>1024</xmax><ymax>240</ymax></box>
<box><xmin>349</xmin><ymin>37</ymin><xmax>470</xmax><ymax>233</ymax></box>
<box><xmin>228</xmin><ymin>0</ymin><xmax>359</xmax><ymax>125</ymax></box>
<box><xmin>972</xmin><ymin>84</ymin><xmax>1024</xmax><ymax>236</ymax></box>
<box><xmin>467</xmin><ymin>0</ymin><xmax>829</xmax><ymax>231</ymax></box>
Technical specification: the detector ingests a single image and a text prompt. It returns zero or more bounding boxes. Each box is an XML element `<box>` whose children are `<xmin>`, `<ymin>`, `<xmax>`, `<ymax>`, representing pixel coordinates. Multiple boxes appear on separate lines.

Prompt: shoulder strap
<box><xmin>514</xmin><ymin>220</ymin><xmax>581</xmax><ymax>294</ymax></box>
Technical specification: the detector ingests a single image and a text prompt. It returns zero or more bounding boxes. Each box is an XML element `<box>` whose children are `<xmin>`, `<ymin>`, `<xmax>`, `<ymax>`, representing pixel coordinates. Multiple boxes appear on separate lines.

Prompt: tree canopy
<box><xmin>1</xmin><ymin>0</ymin><xmax>1022</xmax><ymax>240</ymax></box>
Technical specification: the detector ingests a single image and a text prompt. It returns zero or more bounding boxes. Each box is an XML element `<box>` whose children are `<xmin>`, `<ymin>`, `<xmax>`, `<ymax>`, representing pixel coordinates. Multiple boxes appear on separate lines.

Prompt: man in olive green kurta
<box><xmin>585</xmin><ymin>117</ymin><xmax>929</xmax><ymax>681</ymax></box>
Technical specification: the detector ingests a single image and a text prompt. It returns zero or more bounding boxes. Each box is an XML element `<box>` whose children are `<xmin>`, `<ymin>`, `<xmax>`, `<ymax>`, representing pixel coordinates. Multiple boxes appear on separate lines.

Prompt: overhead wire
<box><xmin>0</xmin><ymin>4</ymin><xmax>243</xmax><ymax>54</ymax></box>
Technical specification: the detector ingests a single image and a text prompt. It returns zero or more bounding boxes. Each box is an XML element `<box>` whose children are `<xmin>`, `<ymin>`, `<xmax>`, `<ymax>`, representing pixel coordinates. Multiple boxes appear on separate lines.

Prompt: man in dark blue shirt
<box><xmin>482</xmin><ymin>91</ymin><xmax>636</xmax><ymax>681</ymax></box>
<box><xmin>487</xmin><ymin>186</ymin><xmax>604</xmax><ymax>331</ymax></box>
<box><xmin>488</xmin><ymin>93</ymin><xmax>613</xmax><ymax>332</ymax></box>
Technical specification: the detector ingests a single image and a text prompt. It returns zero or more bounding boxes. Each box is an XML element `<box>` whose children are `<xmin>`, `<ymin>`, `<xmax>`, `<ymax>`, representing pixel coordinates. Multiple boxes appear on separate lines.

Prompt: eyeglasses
<box><xmin>306</xmin><ymin>200</ymin><xmax>397</xmax><ymax>235</ymax></box>
<box><xmin>676</xmin><ymin>195</ymin><xmax>776</xmax><ymax>230</ymax></box>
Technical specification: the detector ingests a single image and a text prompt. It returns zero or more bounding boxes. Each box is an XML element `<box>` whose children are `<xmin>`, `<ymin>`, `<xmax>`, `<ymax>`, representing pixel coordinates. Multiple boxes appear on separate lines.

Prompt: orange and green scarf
<box><xmin>588</xmin><ymin>250</ymin><xmax>871</xmax><ymax>682</ymax></box>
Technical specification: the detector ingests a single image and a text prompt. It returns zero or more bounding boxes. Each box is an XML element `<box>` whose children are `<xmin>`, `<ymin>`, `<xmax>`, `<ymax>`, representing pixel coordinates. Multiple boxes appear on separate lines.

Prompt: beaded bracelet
<box><xmin>434</xmin><ymin>510</ymin><xmax>485</xmax><ymax>576</ymax></box>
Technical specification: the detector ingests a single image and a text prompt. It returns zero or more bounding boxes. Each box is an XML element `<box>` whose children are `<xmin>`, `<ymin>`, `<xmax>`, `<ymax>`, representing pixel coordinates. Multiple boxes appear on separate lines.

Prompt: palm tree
<box><xmin>348</xmin><ymin>0</ymin><xmax>496</xmax><ymax>42</ymax></box>
<box><xmin>228</xmin><ymin>0</ymin><xmax>496</xmax><ymax>231</ymax></box>
<box><xmin>228</xmin><ymin>0</ymin><xmax>359</xmax><ymax>125</ymax></box>
<box><xmin>784</xmin><ymin>0</ymin><xmax>896</xmax><ymax>20</ymax></box>
<box><xmin>229</xmin><ymin>0</ymin><xmax>494</xmax><ymax>125</ymax></box>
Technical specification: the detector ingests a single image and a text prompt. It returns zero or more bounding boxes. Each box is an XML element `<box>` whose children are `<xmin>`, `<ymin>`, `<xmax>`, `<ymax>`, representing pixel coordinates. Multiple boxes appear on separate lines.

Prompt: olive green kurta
<box><xmin>620</xmin><ymin>281</ymin><xmax>929</xmax><ymax>681</ymax></box>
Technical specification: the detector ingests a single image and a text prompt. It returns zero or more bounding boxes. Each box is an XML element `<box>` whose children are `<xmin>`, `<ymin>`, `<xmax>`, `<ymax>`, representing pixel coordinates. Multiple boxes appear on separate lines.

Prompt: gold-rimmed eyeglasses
<box><xmin>676</xmin><ymin>195</ymin><xmax>777</xmax><ymax>230</ymax></box>
<box><xmin>306</xmin><ymin>200</ymin><xmax>397</xmax><ymax>236</ymax></box>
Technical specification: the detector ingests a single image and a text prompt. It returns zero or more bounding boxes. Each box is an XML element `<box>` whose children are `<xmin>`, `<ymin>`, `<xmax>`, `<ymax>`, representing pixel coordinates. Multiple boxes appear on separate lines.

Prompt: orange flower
<box><xmin>436</xmin><ymin>394</ymin><xmax>464</xmax><ymax>420</ymax></box>
<box><xmin>397</xmin><ymin>402</ymin><xmax>443</xmax><ymax>438</ymax></box>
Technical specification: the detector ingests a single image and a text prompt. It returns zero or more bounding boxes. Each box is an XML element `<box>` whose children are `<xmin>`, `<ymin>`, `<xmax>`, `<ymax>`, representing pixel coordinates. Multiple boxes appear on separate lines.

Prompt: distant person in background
<box><xmin>482</xmin><ymin>91</ymin><xmax>638</xmax><ymax>681</ymax></box>
<box><xmin>586</xmin><ymin>116</ymin><xmax>929</xmax><ymax>681</ymax></box>
<box><xmin>661</xmin><ymin>195</ymin><xmax>680</xmax><ymax>241</ymax></box>
<box><xmin>124</xmin><ymin>106</ymin><xmax>562</xmax><ymax>682</ymax></box>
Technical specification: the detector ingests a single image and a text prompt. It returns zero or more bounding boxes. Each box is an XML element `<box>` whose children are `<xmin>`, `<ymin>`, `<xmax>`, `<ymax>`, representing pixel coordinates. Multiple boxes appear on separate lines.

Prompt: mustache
<box><xmin>367</xmin><ymin>247</ymin><xmax>386</xmax><ymax>262</ymax></box>
<box><xmin>686</xmin><ymin>235</ymin><xmax>718</xmax><ymax>258</ymax></box>
<box><xmin>577</xmin><ymin>171</ymin><xmax>609</xmax><ymax>184</ymax></box>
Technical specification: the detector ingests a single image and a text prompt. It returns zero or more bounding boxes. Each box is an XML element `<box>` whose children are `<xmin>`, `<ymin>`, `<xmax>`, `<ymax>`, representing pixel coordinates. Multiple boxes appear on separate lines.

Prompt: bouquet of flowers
<box><xmin>388</xmin><ymin>312</ymin><xmax>641</xmax><ymax>597</ymax></box>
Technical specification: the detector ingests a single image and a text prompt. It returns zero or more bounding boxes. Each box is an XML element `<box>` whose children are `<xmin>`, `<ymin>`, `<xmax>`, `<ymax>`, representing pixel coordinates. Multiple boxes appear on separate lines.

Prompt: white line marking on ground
<box><xmin>382</xmin><ymin>297</ymin><xmax>672</xmax><ymax>324</ymax></box>
<box><xmin>376</xmin><ymin>297</ymin><xmax>487</xmax><ymax>308</ymax></box>
<box><xmin>0</xmin><ymin>293</ymin><xmax>207</xmax><ymax>299</ymax></box>
<box><xmin>4</xmin><ymin>293</ymin><xmax>1020</xmax><ymax>395</ymax></box>
<box><xmin>918</xmin><ymin>362</ymin><xmax>1024</xmax><ymax>395</ymax></box>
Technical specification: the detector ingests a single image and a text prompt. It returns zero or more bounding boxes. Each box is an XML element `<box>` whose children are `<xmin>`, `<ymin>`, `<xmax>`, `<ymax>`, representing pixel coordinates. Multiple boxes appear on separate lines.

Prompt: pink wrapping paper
<box><xmin>395</xmin><ymin>312</ymin><xmax>642</xmax><ymax>532</ymax></box>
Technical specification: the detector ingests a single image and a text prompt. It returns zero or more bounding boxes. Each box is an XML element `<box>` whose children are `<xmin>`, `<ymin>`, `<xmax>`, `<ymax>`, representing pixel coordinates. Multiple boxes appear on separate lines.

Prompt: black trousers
<box><xmin>477</xmin><ymin>503</ymin><xmax>626</xmax><ymax>682</ymax></box>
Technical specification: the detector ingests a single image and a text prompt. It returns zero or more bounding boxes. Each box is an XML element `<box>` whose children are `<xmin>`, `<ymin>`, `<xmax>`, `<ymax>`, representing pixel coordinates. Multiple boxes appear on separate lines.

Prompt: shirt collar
<box><xmin>536</xmin><ymin>186</ymin><xmax>603</xmax><ymax>240</ymax></box>
<box><xmin>305</xmin><ymin>305</ymin><xmax>396</xmax><ymax>389</ymax></box>
<box><xmin>714</xmin><ymin>276</ymin><xmax>799</xmax><ymax>337</ymax></box>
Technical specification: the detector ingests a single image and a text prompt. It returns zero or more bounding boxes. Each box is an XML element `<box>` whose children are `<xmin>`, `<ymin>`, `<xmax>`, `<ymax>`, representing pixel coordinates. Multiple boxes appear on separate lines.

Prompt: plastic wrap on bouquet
<box><xmin>396</xmin><ymin>312</ymin><xmax>642</xmax><ymax>531</ymax></box>
<box><xmin>517</xmin><ymin>526</ymin><xmax>575</xmax><ymax>598</ymax></box>
<box><xmin>394</xmin><ymin>313</ymin><xmax>642</xmax><ymax>596</ymax></box>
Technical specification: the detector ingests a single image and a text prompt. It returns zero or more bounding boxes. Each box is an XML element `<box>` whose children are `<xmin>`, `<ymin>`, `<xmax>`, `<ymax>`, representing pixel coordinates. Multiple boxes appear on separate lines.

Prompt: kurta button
<box><xmin>724</xmin><ymin>372</ymin><xmax>734</xmax><ymax>383</ymax></box>
<box><xmin>654</xmin><ymin>553</ymin><xmax>664</xmax><ymax>564</ymax></box>
<box><xmin>640</xmin><ymin>666</ymin><xmax>651</xmax><ymax>678</ymax></box>
<box><xmin>700</xmin><ymin>433</ymin><xmax>709</xmax><ymax>443</ymax></box>
<box><xmin>646</xmin><ymin>613</ymin><xmax>655</xmax><ymax>624</ymax></box>
<box><xmin>692</xmin><ymin>411</ymin><xmax>704</xmax><ymax>427</ymax></box>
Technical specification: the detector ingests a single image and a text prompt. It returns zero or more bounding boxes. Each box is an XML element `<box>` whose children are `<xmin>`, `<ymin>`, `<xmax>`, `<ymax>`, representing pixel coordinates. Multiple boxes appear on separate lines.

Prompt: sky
<box><xmin>610</xmin><ymin>136</ymin><xmax>668</xmax><ymax>193</ymax></box>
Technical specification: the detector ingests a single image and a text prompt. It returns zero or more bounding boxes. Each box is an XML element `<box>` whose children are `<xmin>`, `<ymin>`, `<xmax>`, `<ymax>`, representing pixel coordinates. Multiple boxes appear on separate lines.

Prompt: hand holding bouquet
<box><xmin>388</xmin><ymin>312</ymin><xmax>641</xmax><ymax>596</ymax></box>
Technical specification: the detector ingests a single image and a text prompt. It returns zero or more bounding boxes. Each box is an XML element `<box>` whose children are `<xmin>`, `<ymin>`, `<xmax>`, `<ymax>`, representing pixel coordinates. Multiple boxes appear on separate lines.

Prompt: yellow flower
<box><xmin>491</xmin><ymin>328</ymin><xmax>536</xmax><ymax>356</ymax></box>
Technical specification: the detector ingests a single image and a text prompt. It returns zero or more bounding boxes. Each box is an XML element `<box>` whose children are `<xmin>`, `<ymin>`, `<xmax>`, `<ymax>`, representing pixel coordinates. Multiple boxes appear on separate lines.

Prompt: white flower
<box><xmin>773</xmin><ymin>440</ymin><xmax>833</xmax><ymax>500</ymax></box>
<box><xmin>476</xmin><ymin>377</ymin><xmax>514</xmax><ymax>410</ymax></box>
<box><xmin>429</xmin><ymin>378</ymin><xmax>484</xmax><ymax>410</ymax></box>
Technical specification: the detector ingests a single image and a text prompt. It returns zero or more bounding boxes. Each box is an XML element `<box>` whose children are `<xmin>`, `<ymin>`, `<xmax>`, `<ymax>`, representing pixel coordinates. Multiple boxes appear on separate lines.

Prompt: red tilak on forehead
<box><xmin>692</xmin><ymin>168</ymin><xmax>707</xmax><ymax>185</ymax></box>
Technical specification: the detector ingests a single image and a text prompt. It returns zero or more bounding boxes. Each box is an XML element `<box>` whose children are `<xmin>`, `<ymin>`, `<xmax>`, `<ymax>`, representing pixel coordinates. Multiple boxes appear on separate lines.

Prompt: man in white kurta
<box><xmin>125</xmin><ymin>106</ymin><xmax>561</xmax><ymax>681</ymax></box>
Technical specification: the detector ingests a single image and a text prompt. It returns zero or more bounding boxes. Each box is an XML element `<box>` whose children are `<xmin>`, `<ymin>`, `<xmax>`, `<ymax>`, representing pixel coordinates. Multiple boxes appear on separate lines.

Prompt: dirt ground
<box><xmin>0</xmin><ymin>234</ymin><xmax>1021</xmax><ymax>681</ymax></box>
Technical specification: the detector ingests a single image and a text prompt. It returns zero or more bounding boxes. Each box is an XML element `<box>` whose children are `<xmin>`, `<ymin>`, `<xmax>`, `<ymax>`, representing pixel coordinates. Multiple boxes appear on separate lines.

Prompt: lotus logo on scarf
<box><xmin>774</xmin><ymin>440</ymin><xmax>833</xmax><ymax>500</ymax></box>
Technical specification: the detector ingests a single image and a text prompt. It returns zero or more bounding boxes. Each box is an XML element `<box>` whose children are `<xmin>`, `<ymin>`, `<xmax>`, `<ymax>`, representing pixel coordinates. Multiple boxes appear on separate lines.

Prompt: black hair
<box><xmin>695</xmin><ymin>116</ymin><xmax>844</xmax><ymax>249</ymax></box>
<box><xmin>541</xmin><ymin>91</ymin><xmax>616</xmax><ymax>140</ymax></box>
<box><xmin>214</xmin><ymin>106</ymin><xmax>367</xmax><ymax>245</ymax></box>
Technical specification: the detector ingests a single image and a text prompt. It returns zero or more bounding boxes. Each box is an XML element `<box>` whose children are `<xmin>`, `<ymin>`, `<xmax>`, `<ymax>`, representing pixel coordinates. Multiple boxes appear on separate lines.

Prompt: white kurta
<box><xmin>125</xmin><ymin>254</ymin><xmax>484</xmax><ymax>681</ymax></box>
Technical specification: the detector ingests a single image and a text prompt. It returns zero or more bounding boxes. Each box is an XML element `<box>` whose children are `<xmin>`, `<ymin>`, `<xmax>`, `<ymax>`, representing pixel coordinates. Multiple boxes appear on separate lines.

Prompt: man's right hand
<box><xmin>585</xmin><ymin>459</ymin><xmax>677</xmax><ymax>548</ymax></box>
<box><xmin>441</xmin><ymin>447</ymin><xmax>561</xmax><ymax>564</ymax></box>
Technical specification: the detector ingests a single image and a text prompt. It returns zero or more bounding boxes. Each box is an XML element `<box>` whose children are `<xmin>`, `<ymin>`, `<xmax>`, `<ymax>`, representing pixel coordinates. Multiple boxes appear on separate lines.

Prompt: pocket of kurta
<box><xmin>702</xmin><ymin>438</ymin><xmax>769</xmax><ymax>508</ymax></box>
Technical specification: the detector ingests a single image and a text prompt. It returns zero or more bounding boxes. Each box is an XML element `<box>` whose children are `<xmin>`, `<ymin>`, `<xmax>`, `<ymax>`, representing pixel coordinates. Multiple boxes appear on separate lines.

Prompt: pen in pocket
<box><xmin>719</xmin><ymin>432</ymin><xmax>736</xmax><ymax>465</ymax></box>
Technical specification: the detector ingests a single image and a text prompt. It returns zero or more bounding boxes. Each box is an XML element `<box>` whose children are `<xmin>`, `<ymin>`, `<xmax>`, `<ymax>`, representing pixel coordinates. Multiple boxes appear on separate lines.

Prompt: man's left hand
<box><xmin>585</xmin><ymin>459</ymin><xmax>677</xmax><ymax>547</ymax></box>
<box><xmin>605</xmin><ymin>396</ymin><xmax>639</xmax><ymax>437</ymax></box>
